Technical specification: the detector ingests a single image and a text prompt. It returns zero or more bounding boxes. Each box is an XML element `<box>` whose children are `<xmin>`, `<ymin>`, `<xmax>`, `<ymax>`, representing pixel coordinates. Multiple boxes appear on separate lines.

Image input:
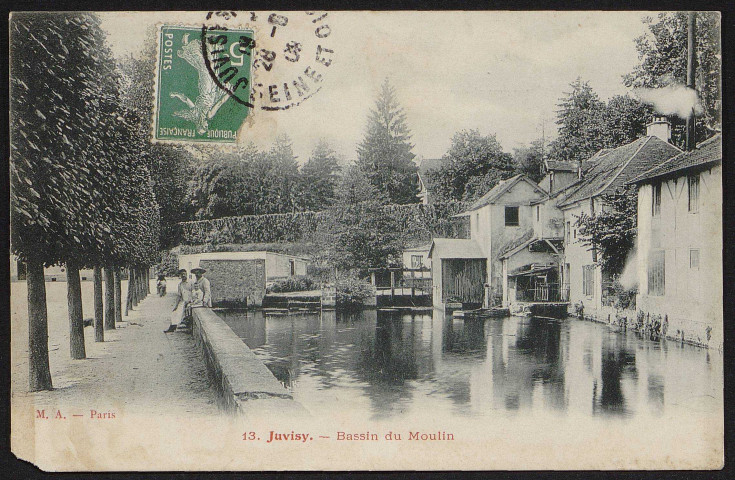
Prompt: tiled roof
<box><xmin>628</xmin><ymin>135</ymin><xmax>722</xmax><ymax>184</ymax></box>
<box><xmin>544</xmin><ymin>159</ymin><xmax>578</xmax><ymax>172</ymax></box>
<box><xmin>428</xmin><ymin>238</ymin><xmax>485</xmax><ymax>259</ymax></box>
<box><xmin>465</xmin><ymin>174</ymin><xmax>547</xmax><ymax>212</ymax></box>
<box><xmin>558</xmin><ymin>136</ymin><xmax>681</xmax><ymax>208</ymax></box>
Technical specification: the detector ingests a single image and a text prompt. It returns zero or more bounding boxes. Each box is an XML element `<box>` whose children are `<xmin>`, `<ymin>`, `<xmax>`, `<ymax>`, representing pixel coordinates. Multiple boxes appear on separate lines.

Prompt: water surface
<box><xmin>217</xmin><ymin>309</ymin><xmax>721</xmax><ymax>421</ymax></box>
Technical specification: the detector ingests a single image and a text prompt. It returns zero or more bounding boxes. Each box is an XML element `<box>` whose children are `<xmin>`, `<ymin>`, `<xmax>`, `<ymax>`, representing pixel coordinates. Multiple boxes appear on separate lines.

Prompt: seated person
<box><xmin>190</xmin><ymin>283</ymin><xmax>205</xmax><ymax>308</ymax></box>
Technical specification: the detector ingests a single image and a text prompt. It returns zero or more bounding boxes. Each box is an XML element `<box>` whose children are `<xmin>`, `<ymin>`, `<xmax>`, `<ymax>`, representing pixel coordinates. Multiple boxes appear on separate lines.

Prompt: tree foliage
<box><xmin>549</xmin><ymin>79</ymin><xmax>652</xmax><ymax>164</ymax></box>
<box><xmin>575</xmin><ymin>187</ymin><xmax>638</xmax><ymax>277</ymax></box>
<box><xmin>624</xmin><ymin>12</ymin><xmax>721</xmax><ymax>136</ymax></box>
<box><xmin>319</xmin><ymin>166</ymin><xmax>403</xmax><ymax>275</ymax></box>
<box><xmin>427</xmin><ymin>129</ymin><xmax>515</xmax><ymax>203</ymax></box>
<box><xmin>356</xmin><ymin>79</ymin><xmax>419</xmax><ymax>204</ymax></box>
<box><xmin>10</xmin><ymin>12</ymin><xmax>159</xmax><ymax>268</ymax></box>
<box><xmin>300</xmin><ymin>140</ymin><xmax>341</xmax><ymax>211</ymax></box>
<box><xmin>512</xmin><ymin>139</ymin><xmax>546</xmax><ymax>183</ymax></box>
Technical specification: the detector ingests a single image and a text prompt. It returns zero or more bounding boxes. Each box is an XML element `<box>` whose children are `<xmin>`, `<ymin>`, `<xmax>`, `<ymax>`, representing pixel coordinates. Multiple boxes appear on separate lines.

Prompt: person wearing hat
<box><xmin>165</xmin><ymin>268</ymin><xmax>192</xmax><ymax>333</ymax></box>
<box><xmin>191</xmin><ymin>267</ymin><xmax>212</xmax><ymax>307</ymax></box>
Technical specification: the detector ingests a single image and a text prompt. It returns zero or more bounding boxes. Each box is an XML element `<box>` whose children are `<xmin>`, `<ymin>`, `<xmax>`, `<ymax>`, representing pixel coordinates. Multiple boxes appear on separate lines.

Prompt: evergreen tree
<box><xmin>356</xmin><ymin>79</ymin><xmax>419</xmax><ymax>204</ymax></box>
<box><xmin>301</xmin><ymin>140</ymin><xmax>341</xmax><ymax>211</ymax></box>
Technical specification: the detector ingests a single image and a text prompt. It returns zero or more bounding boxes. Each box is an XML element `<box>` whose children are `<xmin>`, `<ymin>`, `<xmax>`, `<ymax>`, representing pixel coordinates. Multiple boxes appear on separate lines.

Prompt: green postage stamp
<box><xmin>154</xmin><ymin>25</ymin><xmax>254</xmax><ymax>143</ymax></box>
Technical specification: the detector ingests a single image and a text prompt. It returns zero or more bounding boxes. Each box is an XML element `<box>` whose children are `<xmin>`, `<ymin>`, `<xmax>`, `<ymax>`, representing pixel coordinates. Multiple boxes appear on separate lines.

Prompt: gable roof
<box><xmin>628</xmin><ymin>135</ymin><xmax>722</xmax><ymax>184</ymax></box>
<box><xmin>428</xmin><ymin>238</ymin><xmax>485</xmax><ymax>259</ymax></box>
<box><xmin>557</xmin><ymin>136</ymin><xmax>681</xmax><ymax>208</ymax></box>
<box><xmin>464</xmin><ymin>174</ymin><xmax>548</xmax><ymax>212</ymax></box>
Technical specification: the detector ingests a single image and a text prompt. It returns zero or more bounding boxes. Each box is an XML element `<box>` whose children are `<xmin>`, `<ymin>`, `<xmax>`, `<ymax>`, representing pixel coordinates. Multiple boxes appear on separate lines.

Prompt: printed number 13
<box><xmin>242</xmin><ymin>432</ymin><xmax>256</xmax><ymax>440</ymax></box>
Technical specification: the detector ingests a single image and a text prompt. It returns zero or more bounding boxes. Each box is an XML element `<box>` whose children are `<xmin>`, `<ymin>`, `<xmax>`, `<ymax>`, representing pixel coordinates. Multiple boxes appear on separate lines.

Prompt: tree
<box><xmin>549</xmin><ymin>78</ymin><xmax>606</xmax><ymax>164</ymax></box>
<box><xmin>357</xmin><ymin>79</ymin><xmax>419</xmax><ymax>204</ymax></box>
<box><xmin>513</xmin><ymin>139</ymin><xmax>546</xmax><ymax>183</ymax></box>
<box><xmin>11</xmin><ymin>13</ymin><xmax>160</xmax><ymax>387</ymax></box>
<box><xmin>267</xmin><ymin>134</ymin><xmax>301</xmax><ymax>213</ymax></box>
<box><xmin>575</xmin><ymin>186</ymin><xmax>637</xmax><ymax>277</ymax></box>
<box><xmin>121</xmin><ymin>39</ymin><xmax>196</xmax><ymax>247</ymax></box>
<box><xmin>624</xmin><ymin>12</ymin><xmax>721</xmax><ymax>139</ymax></box>
<box><xmin>427</xmin><ymin>129</ymin><xmax>515</xmax><ymax>203</ymax></box>
<box><xmin>601</xmin><ymin>95</ymin><xmax>652</xmax><ymax>147</ymax></box>
<box><xmin>319</xmin><ymin>166</ymin><xmax>402</xmax><ymax>274</ymax></box>
<box><xmin>300</xmin><ymin>140</ymin><xmax>341</xmax><ymax>211</ymax></box>
<box><xmin>549</xmin><ymin>80</ymin><xmax>652</xmax><ymax>164</ymax></box>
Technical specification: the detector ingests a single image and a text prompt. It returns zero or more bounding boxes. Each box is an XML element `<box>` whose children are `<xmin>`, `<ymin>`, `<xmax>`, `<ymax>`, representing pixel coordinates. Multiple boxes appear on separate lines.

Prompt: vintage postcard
<box><xmin>9</xmin><ymin>11</ymin><xmax>723</xmax><ymax>471</ymax></box>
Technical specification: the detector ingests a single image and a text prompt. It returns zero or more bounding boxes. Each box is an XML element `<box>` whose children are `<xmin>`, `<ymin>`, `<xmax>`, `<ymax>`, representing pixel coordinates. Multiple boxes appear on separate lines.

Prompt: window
<box><xmin>647</xmin><ymin>250</ymin><xmax>665</xmax><ymax>296</ymax></box>
<box><xmin>689</xmin><ymin>249</ymin><xmax>700</xmax><ymax>269</ymax></box>
<box><xmin>505</xmin><ymin>206</ymin><xmax>519</xmax><ymax>226</ymax></box>
<box><xmin>289</xmin><ymin>259</ymin><xmax>295</xmax><ymax>276</ymax></box>
<box><xmin>475</xmin><ymin>213</ymin><xmax>479</xmax><ymax>232</ymax></box>
<box><xmin>688</xmin><ymin>174</ymin><xmax>699</xmax><ymax>213</ymax></box>
<box><xmin>566</xmin><ymin>221</ymin><xmax>571</xmax><ymax>244</ymax></box>
<box><xmin>411</xmin><ymin>255</ymin><xmax>423</xmax><ymax>269</ymax></box>
<box><xmin>582</xmin><ymin>265</ymin><xmax>595</xmax><ymax>296</ymax></box>
<box><xmin>652</xmin><ymin>182</ymin><xmax>661</xmax><ymax>216</ymax></box>
<box><xmin>536</xmin><ymin>205</ymin><xmax>540</xmax><ymax>222</ymax></box>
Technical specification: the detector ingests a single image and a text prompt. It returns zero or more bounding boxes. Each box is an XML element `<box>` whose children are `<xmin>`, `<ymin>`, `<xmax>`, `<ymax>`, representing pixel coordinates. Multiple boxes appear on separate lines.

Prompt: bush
<box><xmin>336</xmin><ymin>275</ymin><xmax>375</xmax><ymax>310</ymax></box>
<box><xmin>602</xmin><ymin>279</ymin><xmax>637</xmax><ymax>311</ymax></box>
<box><xmin>155</xmin><ymin>250</ymin><xmax>179</xmax><ymax>277</ymax></box>
<box><xmin>267</xmin><ymin>276</ymin><xmax>316</xmax><ymax>293</ymax></box>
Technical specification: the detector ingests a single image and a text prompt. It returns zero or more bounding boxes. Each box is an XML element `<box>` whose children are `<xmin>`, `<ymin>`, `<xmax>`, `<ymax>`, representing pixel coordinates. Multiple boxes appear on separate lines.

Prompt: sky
<box><xmin>100</xmin><ymin>11</ymin><xmax>654</xmax><ymax>164</ymax></box>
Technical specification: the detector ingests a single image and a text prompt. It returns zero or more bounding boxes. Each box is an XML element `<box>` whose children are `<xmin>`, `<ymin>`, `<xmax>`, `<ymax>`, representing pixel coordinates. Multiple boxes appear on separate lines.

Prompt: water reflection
<box><xmin>218</xmin><ymin>309</ymin><xmax>721</xmax><ymax>420</ymax></box>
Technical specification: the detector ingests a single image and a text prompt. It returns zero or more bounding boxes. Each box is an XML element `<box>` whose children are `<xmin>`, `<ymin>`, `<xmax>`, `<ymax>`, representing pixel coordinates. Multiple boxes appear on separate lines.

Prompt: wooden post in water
<box><xmin>93</xmin><ymin>266</ymin><xmax>104</xmax><ymax>342</ymax></box>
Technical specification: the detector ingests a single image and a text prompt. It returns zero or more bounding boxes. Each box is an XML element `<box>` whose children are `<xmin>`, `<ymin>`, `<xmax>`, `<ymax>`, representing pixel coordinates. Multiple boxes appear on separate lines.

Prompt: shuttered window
<box><xmin>582</xmin><ymin>265</ymin><xmax>595</xmax><ymax>296</ymax></box>
<box><xmin>648</xmin><ymin>250</ymin><xmax>665</xmax><ymax>296</ymax></box>
<box><xmin>652</xmin><ymin>182</ymin><xmax>661</xmax><ymax>216</ymax></box>
<box><xmin>688</xmin><ymin>174</ymin><xmax>699</xmax><ymax>213</ymax></box>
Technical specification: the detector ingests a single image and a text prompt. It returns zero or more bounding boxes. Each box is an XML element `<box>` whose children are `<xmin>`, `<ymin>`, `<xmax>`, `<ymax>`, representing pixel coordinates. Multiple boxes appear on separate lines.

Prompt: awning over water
<box><xmin>508</xmin><ymin>264</ymin><xmax>556</xmax><ymax>277</ymax></box>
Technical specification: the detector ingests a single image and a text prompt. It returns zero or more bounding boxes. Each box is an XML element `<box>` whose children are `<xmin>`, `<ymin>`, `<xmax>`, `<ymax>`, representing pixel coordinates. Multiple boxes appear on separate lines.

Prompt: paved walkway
<box><xmin>11</xmin><ymin>280</ymin><xmax>219</xmax><ymax>417</ymax></box>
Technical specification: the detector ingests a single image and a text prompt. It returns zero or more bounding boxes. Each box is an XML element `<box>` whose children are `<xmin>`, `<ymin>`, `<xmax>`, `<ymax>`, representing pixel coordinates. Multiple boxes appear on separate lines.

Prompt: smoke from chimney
<box><xmin>634</xmin><ymin>84</ymin><xmax>703</xmax><ymax>119</ymax></box>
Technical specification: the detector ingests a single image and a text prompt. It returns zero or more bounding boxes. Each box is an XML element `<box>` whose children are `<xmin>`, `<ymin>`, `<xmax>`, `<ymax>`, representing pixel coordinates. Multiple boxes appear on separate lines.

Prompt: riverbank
<box><xmin>11</xmin><ymin>279</ymin><xmax>219</xmax><ymax>419</ymax></box>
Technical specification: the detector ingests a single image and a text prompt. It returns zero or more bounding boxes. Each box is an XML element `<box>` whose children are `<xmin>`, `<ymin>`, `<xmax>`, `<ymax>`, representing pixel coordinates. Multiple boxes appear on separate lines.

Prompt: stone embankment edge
<box><xmin>191</xmin><ymin>307</ymin><xmax>308</xmax><ymax>415</ymax></box>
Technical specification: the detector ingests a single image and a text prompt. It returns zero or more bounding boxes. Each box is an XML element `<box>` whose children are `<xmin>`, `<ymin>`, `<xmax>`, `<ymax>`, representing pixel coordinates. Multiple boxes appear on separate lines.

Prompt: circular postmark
<box><xmin>201</xmin><ymin>11</ymin><xmax>336</xmax><ymax>112</ymax></box>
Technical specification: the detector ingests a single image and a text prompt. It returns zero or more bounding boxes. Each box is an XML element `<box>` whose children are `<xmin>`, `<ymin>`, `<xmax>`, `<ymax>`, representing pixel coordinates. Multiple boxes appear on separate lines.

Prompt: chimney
<box><xmin>646</xmin><ymin>115</ymin><xmax>672</xmax><ymax>143</ymax></box>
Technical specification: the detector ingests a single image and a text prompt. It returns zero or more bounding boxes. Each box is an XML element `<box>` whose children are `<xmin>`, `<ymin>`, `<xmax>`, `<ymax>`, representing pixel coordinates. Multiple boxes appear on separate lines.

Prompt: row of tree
<box><xmin>10</xmin><ymin>13</ymin><xmax>161</xmax><ymax>391</ymax></box>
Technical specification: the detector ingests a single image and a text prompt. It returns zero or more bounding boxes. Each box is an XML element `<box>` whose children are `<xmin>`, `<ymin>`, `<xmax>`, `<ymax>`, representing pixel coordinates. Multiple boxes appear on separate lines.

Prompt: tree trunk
<box><xmin>114</xmin><ymin>267</ymin><xmax>122</xmax><ymax>325</ymax></box>
<box><xmin>125</xmin><ymin>266</ymin><xmax>134</xmax><ymax>315</ymax></box>
<box><xmin>66</xmin><ymin>261</ymin><xmax>86</xmax><ymax>359</ymax></box>
<box><xmin>93</xmin><ymin>266</ymin><xmax>104</xmax><ymax>342</ymax></box>
<box><xmin>104</xmin><ymin>267</ymin><xmax>115</xmax><ymax>330</ymax></box>
<box><xmin>133</xmin><ymin>267</ymin><xmax>140</xmax><ymax>307</ymax></box>
<box><xmin>27</xmin><ymin>260</ymin><xmax>52</xmax><ymax>391</ymax></box>
<box><xmin>145</xmin><ymin>267</ymin><xmax>151</xmax><ymax>295</ymax></box>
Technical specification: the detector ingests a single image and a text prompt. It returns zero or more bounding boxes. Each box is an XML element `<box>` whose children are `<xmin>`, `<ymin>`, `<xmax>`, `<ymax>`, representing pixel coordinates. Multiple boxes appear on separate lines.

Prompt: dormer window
<box><xmin>505</xmin><ymin>206</ymin><xmax>519</xmax><ymax>226</ymax></box>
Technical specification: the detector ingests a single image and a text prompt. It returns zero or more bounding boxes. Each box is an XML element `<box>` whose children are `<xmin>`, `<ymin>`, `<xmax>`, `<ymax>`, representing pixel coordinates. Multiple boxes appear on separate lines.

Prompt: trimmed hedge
<box><xmin>177</xmin><ymin>202</ymin><xmax>468</xmax><ymax>247</ymax></box>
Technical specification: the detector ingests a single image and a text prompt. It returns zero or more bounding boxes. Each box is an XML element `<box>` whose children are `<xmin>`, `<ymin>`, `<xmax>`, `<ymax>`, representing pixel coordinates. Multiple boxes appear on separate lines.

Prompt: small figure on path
<box><xmin>191</xmin><ymin>267</ymin><xmax>212</xmax><ymax>307</ymax></box>
<box><xmin>156</xmin><ymin>274</ymin><xmax>167</xmax><ymax>297</ymax></box>
<box><xmin>165</xmin><ymin>269</ymin><xmax>192</xmax><ymax>333</ymax></box>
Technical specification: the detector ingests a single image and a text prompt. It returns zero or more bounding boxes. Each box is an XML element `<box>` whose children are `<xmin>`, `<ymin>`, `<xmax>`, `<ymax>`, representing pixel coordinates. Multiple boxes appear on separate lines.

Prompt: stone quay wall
<box><xmin>191</xmin><ymin>307</ymin><xmax>308</xmax><ymax>416</ymax></box>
